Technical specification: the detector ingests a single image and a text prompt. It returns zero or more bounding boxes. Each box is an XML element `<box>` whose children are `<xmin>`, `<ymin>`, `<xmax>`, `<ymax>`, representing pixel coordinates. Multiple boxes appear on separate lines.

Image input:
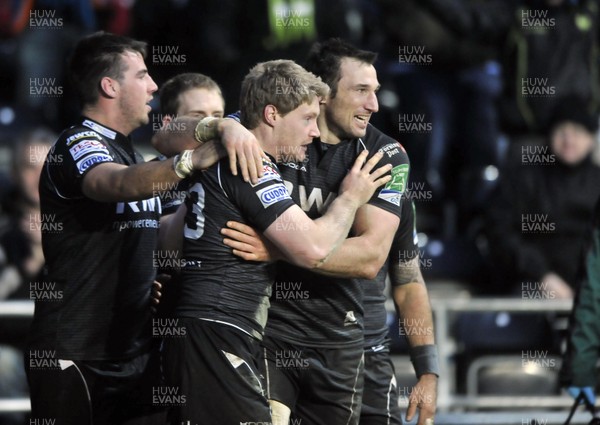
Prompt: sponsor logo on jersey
<box><xmin>378</xmin><ymin>189</ymin><xmax>402</xmax><ymax>206</ymax></box>
<box><xmin>378</xmin><ymin>164</ymin><xmax>409</xmax><ymax>206</ymax></box>
<box><xmin>69</xmin><ymin>140</ymin><xmax>109</xmax><ymax>161</ymax></box>
<box><xmin>251</xmin><ymin>161</ymin><xmax>283</xmax><ymax>187</ymax></box>
<box><xmin>280</xmin><ymin>161</ymin><xmax>307</xmax><ymax>172</ymax></box>
<box><xmin>256</xmin><ymin>183</ymin><xmax>291</xmax><ymax>208</ymax></box>
<box><xmin>66</xmin><ymin>130</ymin><xmax>103</xmax><ymax>146</ymax></box>
<box><xmin>76</xmin><ymin>153</ymin><xmax>113</xmax><ymax>175</ymax></box>
<box><xmin>379</xmin><ymin>142</ymin><xmax>404</xmax><ymax>158</ymax></box>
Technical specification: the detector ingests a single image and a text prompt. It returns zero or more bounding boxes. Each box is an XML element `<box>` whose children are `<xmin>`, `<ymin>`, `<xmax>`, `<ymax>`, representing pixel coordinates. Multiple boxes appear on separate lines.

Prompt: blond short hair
<box><xmin>240</xmin><ymin>59</ymin><xmax>329</xmax><ymax>129</ymax></box>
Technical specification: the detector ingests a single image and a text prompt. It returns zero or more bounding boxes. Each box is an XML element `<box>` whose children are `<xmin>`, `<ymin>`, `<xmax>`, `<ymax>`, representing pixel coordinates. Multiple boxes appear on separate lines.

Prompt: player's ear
<box><xmin>99</xmin><ymin>77</ymin><xmax>118</xmax><ymax>99</ymax></box>
<box><xmin>161</xmin><ymin>114</ymin><xmax>173</xmax><ymax>128</ymax></box>
<box><xmin>263</xmin><ymin>104</ymin><xmax>278</xmax><ymax>127</ymax></box>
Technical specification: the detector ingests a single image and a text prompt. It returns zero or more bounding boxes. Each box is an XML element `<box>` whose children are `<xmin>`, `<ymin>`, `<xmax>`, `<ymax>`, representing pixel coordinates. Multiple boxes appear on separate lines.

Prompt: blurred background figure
<box><xmin>370</xmin><ymin>0</ymin><xmax>512</xmax><ymax>236</ymax></box>
<box><xmin>499</xmin><ymin>0</ymin><xmax>600</xmax><ymax>139</ymax></box>
<box><xmin>0</xmin><ymin>128</ymin><xmax>54</xmax><ymax>300</ymax></box>
<box><xmin>560</xmin><ymin>196</ymin><xmax>600</xmax><ymax>408</ymax></box>
<box><xmin>132</xmin><ymin>0</ymin><xmax>357</xmax><ymax>112</ymax></box>
<box><xmin>0</xmin><ymin>128</ymin><xmax>55</xmax><ymax>425</ymax></box>
<box><xmin>486</xmin><ymin>97</ymin><xmax>600</xmax><ymax>297</ymax></box>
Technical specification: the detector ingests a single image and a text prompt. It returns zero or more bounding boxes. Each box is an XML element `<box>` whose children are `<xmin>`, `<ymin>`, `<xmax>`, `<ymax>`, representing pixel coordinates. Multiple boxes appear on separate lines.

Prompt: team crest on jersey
<box><xmin>251</xmin><ymin>157</ymin><xmax>283</xmax><ymax>187</ymax></box>
<box><xmin>256</xmin><ymin>183</ymin><xmax>291</xmax><ymax>208</ymax></box>
<box><xmin>76</xmin><ymin>153</ymin><xmax>113</xmax><ymax>175</ymax></box>
<box><xmin>69</xmin><ymin>140</ymin><xmax>109</xmax><ymax>161</ymax></box>
<box><xmin>378</xmin><ymin>164</ymin><xmax>409</xmax><ymax>206</ymax></box>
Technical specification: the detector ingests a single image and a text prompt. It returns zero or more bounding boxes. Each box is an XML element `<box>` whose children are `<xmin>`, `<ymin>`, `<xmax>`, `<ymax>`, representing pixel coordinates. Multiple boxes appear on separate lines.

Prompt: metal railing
<box><xmin>0</xmin><ymin>298</ymin><xmax>579</xmax><ymax>414</ymax></box>
<box><xmin>430</xmin><ymin>297</ymin><xmax>574</xmax><ymax>411</ymax></box>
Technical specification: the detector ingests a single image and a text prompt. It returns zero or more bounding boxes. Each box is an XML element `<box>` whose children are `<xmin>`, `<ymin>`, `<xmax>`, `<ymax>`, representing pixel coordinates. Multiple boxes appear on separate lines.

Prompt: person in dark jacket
<box><xmin>486</xmin><ymin>96</ymin><xmax>600</xmax><ymax>297</ymax></box>
<box><xmin>500</xmin><ymin>0</ymin><xmax>600</xmax><ymax>137</ymax></box>
<box><xmin>560</xmin><ymin>196</ymin><xmax>600</xmax><ymax>405</ymax></box>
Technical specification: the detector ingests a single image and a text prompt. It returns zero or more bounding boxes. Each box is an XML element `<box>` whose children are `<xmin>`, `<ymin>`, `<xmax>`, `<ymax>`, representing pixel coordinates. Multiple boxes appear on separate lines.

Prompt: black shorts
<box><xmin>26</xmin><ymin>345</ymin><xmax>166</xmax><ymax>425</ymax></box>
<box><xmin>360</xmin><ymin>346</ymin><xmax>403</xmax><ymax>425</ymax></box>
<box><xmin>161</xmin><ymin>318</ymin><xmax>271</xmax><ymax>425</ymax></box>
<box><xmin>262</xmin><ymin>335</ymin><xmax>364</xmax><ymax>425</ymax></box>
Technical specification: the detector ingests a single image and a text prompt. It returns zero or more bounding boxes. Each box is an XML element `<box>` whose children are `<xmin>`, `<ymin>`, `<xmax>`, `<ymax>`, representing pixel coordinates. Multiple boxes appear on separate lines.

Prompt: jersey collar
<box><xmin>81</xmin><ymin>117</ymin><xmax>119</xmax><ymax>140</ymax></box>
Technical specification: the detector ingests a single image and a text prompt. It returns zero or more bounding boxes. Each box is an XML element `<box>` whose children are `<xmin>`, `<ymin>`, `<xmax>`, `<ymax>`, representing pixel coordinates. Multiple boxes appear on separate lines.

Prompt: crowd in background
<box><xmin>1</xmin><ymin>0</ymin><xmax>599</xmax><ymax>297</ymax></box>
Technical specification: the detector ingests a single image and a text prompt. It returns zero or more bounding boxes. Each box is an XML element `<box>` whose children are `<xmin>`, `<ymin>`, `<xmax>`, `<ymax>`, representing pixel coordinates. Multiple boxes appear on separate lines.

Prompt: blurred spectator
<box><xmin>0</xmin><ymin>128</ymin><xmax>55</xmax><ymax>300</ymax></box>
<box><xmin>0</xmin><ymin>128</ymin><xmax>53</xmax><ymax>425</ymax></box>
<box><xmin>500</xmin><ymin>0</ymin><xmax>600</xmax><ymax>138</ymax></box>
<box><xmin>0</xmin><ymin>344</ymin><xmax>28</xmax><ymax>425</ymax></box>
<box><xmin>560</xmin><ymin>196</ymin><xmax>600</xmax><ymax>407</ymax></box>
<box><xmin>132</xmin><ymin>0</ymin><xmax>245</xmax><ymax>111</ymax></box>
<box><xmin>132</xmin><ymin>0</ymin><xmax>356</xmax><ymax>112</ymax></box>
<box><xmin>486</xmin><ymin>97</ymin><xmax>600</xmax><ymax>297</ymax></box>
<box><xmin>371</xmin><ymin>0</ymin><xmax>513</xmax><ymax>235</ymax></box>
<box><xmin>14</xmin><ymin>0</ymin><xmax>96</xmax><ymax>131</ymax></box>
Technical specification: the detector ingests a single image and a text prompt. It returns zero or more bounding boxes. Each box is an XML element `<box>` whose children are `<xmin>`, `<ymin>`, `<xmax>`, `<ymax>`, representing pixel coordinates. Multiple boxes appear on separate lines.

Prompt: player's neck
<box><xmin>82</xmin><ymin>103</ymin><xmax>132</xmax><ymax>137</ymax></box>
<box><xmin>250</xmin><ymin>126</ymin><xmax>277</xmax><ymax>159</ymax></box>
<box><xmin>317</xmin><ymin>114</ymin><xmax>341</xmax><ymax>145</ymax></box>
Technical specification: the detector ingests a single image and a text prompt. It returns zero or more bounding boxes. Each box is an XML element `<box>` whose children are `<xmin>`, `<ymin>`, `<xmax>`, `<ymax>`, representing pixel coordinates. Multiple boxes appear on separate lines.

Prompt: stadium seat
<box><xmin>466</xmin><ymin>355</ymin><xmax>560</xmax><ymax>396</ymax></box>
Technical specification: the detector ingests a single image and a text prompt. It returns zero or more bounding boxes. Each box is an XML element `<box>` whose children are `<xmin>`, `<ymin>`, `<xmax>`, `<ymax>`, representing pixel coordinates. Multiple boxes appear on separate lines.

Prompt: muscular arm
<box><xmin>264</xmin><ymin>197</ymin><xmax>361</xmax><ymax>269</ymax></box>
<box><xmin>82</xmin><ymin>141</ymin><xmax>223</xmax><ymax>202</ymax></box>
<box><xmin>392</xmin><ymin>256</ymin><xmax>433</xmax><ymax>347</ymax></box>
<box><xmin>152</xmin><ymin>116</ymin><xmax>199</xmax><ymax>156</ymax></box>
<box><xmin>264</xmin><ymin>152</ymin><xmax>391</xmax><ymax>269</ymax></box>
<box><xmin>312</xmin><ymin>204</ymin><xmax>399</xmax><ymax>279</ymax></box>
<box><xmin>152</xmin><ymin>116</ymin><xmax>264</xmax><ymax>182</ymax></box>
<box><xmin>221</xmin><ymin>203</ymin><xmax>399</xmax><ymax>278</ymax></box>
<box><xmin>392</xmin><ymin>256</ymin><xmax>438</xmax><ymax>425</ymax></box>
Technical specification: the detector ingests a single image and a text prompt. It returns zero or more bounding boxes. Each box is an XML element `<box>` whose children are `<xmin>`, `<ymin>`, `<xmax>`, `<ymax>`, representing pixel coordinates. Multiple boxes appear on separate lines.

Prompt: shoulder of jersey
<box><xmin>249</xmin><ymin>157</ymin><xmax>284</xmax><ymax>187</ymax></box>
<box><xmin>365</xmin><ymin>125</ymin><xmax>407</xmax><ymax>160</ymax></box>
<box><xmin>366</xmin><ymin>124</ymin><xmax>405</xmax><ymax>149</ymax></box>
<box><xmin>61</xmin><ymin>125</ymin><xmax>105</xmax><ymax>146</ymax></box>
<box><xmin>56</xmin><ymin>125</ymin><xmax>113</xmax><ymax>173</ymax></box>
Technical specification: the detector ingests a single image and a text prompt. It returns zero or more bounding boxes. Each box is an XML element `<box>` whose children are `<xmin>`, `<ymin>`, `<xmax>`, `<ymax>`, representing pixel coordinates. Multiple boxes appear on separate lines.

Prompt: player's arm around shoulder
<box><xmin>263</xmin><ymin>150</ymin><xmax>392</xmax><ymax>270</ymax></box>
<box><xmin>310</xmin><ymin>139</ymin><xmax>409</xmax><ymax>279</ymax></box>
<box><xmin>152</xmin><ymin>115</ymin><xmax>264</xmax><ymax>183</ymax></box>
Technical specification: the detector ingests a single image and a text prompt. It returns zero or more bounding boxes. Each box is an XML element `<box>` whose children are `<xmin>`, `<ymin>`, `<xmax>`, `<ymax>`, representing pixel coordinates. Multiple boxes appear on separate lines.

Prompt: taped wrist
<box><xmin>194</xmin><ymin>116</ymin><xmax>219</xmax><ymax>143</ymax></box>
<box><xmin>173</xmin><ymin>150</ymin><xmax>194</xmax><ymax>178</ymax></box>
<box><xmin>410</xmin><ymin>344</ymin><xmax>440</xmax><ymax>378</ymax></box>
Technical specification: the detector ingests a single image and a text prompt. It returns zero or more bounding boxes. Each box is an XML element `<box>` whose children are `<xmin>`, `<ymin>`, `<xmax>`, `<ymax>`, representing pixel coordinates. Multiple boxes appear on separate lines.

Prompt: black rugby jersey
<box><xmin>267</xmin><ymin>124</ymin><xmax>410</xmax><ymax>348</ymax></box>
<box><xmin>177</xmin><ymin>156</ymin><xmax>296</xmax><ymax>339</ymax></box>
<box><xmin>33</xmin><ymin>117</ymin><xmax>161</xmax><ymax>360</ymax></box>
<box><xmin>362</xmin><ymin>200</ymin><xmax>419</xmax><ymax>349</ymax></box>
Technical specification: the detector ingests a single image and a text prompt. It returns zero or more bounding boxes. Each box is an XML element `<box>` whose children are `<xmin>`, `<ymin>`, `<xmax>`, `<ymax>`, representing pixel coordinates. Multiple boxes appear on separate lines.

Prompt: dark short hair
<box><xmin>159</xmin><ymin>73</ymin><xmax>224</xmax><ymax>117</ymax></box>
<box><xmin>304</xmin><ymin>38</ymin><xmax>377</xmax><ymax>98</ymax></box>
<box><xmin>549</xmin><ymin>95</ymin><xmax>599</xmax><ymax>134</ymax></box>
<box><xmin>68</xmin><ymin>31</ymin><xmax>147</xmax><ymax>107</ymax></box>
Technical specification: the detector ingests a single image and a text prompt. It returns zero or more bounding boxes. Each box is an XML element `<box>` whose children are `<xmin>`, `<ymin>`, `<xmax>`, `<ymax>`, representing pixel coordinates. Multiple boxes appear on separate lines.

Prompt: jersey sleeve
<box><xmin>47</xmin><ymin>129</ymin><xmax>115</xmax><ymax>198</ymax></box>
<box><xmin>224</xmin><ymin>158</ymin><xmax>296</xmax><ymax>232</ymax></box>
<box><xmin>367</xmin><ymin>140</ymin><xmax>410</xmax><ymax>220</ymax></box>
<box><xmin>389</xmin><ymin>200</ymin><xmax>420</xmax><ymax>287</ymax></box>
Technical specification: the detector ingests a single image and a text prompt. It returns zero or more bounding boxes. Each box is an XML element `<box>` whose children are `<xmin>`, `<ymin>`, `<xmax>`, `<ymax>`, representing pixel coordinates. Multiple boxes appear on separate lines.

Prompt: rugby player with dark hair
<box><xmin>221</xmin><ymin>39</ymin><xmax>437</xmax><ymax>425</ymax></box>
<box><xmin>161</xmin><ymin>59</ymin><xmax>392</xmax><ymax>424</ymax></box>
<box><xmin>26</xmin><ymin>31</ymin><xmax>262</xmax><ymax>425</ymax></box>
